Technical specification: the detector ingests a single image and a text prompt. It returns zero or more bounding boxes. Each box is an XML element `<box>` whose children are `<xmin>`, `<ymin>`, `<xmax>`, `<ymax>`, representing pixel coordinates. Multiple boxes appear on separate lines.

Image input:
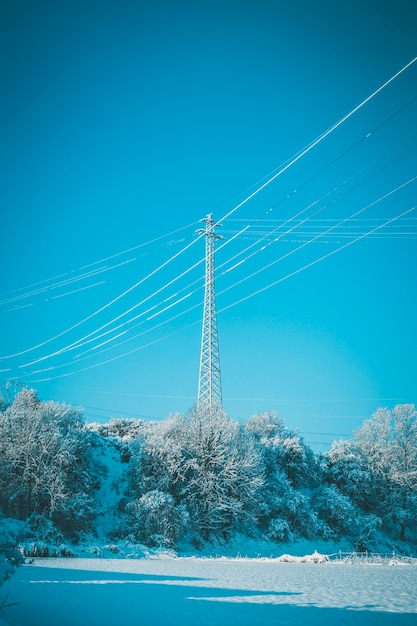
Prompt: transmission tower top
<box><xmin>197</xmin><ymin>214</ymin><xmax>223</xmax><ymax>413</ymax></box>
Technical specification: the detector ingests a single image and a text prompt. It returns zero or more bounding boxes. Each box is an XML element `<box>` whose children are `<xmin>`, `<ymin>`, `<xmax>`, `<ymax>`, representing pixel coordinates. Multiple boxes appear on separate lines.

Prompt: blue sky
<box><xmin>1</xmin><ymin>0</ymin><xmax>416</xmax><ymax>451</ymax></box>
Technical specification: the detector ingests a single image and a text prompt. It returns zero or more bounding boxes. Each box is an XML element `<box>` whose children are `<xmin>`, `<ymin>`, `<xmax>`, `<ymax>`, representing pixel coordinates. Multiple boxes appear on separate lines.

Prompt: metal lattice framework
<box><xmin>197</xmin><ymin>213</ymin><xmax>223</xmax><ymax>412</ymax></box>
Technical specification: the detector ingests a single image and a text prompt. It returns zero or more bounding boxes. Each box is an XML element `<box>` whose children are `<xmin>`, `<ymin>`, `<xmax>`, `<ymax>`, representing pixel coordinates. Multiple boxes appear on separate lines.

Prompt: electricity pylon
<box><xmin>197</xmin><ymin>213</ymin><xmax>223</xmax><ymax>412</ymax></box>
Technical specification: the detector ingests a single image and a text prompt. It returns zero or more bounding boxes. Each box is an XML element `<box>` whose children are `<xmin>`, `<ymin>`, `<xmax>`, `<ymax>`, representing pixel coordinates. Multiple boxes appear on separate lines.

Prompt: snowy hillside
<box><xmin>0</xmin><ymin>390</ymin><xmax>416</xmax><ymax>564</ymax></box>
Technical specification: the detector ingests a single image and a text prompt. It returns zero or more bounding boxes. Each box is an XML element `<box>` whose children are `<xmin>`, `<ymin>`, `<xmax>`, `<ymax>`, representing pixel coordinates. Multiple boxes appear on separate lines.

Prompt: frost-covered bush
<box><xmin>126</xmin><ymin>490</ymin><xmax>189</xmax><ymax>547</ymax></box>
<box><xmin>312</xmin><ymin>485</ymin><xmax>357</xmax><ymax>538</ymax></box>
<box><xmin>52</xmin><ymin>492</ymin><xmax>96</xmax><ymax>538</ymax></box>
<box><xmin>0</xmin><ymin>516</ymin><xmax>24</xmax><ymax>587</ymax></box>
<box><xmin>311</xmin><ymin>484</ymin><xmax>380</xmax><ymax>545</ymax></box>
<box><xmin>264</xmin><ymin>483</ymin><xmax>324</xmax><ymax>540</ymax></box>
<box><xmin>19</xmin><ymin>513</ymin><xmax>74</xmax><ymax>558</ymax></box>
<box><xmin>283</xmin><ymin>490</ymin><xmax>323</xmax><ymax>538</ymax></box>
<box><xmin>20</xmin><ymin>543</ymin><xmax>74</xmax><ymax>558</ymax></box>
<box><xmin>88</xmin><ymin>418</ymin><xmax>147</xmax><ymax>463</ymax></box>
<box><xmin>25</xmin><ymin>513</ymin><xmax>65</xmax><ymax>544</ymax></box>
<box><xmin>97</xmin><ymin>417</ymin><xmax>147</xmax><ymax>444</ymax></box>
<box><xmin>325</xmin><ymin>440</ymin><xmax>375</xmax><ymax>511</ymax></box>
<box><xmin>266</xmin><ymin>518</ymin><xmax>294</xmax><ymax>543</ymax></box>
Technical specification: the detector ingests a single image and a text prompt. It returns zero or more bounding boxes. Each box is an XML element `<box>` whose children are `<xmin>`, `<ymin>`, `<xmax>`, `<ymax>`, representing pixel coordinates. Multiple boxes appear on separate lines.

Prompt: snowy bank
<box><xmin>276</xmin><ymin>550</ymin><xmax>329</xmax><ymax>563</ymax></box>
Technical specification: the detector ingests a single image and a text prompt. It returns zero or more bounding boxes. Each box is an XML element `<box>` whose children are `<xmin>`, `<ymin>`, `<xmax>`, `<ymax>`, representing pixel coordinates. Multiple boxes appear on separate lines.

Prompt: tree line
<box><xmin>0</xmin><ymin>388</ymin><xmax>416</xmax><ymax>578</ymax></box>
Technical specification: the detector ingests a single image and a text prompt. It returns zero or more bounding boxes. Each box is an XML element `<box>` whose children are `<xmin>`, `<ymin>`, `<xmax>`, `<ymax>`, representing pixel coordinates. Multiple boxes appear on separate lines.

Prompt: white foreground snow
<box><xmin>2</xmin><ymin>556</ymin><xmax>417</xmax><ymax>625</ymax></box>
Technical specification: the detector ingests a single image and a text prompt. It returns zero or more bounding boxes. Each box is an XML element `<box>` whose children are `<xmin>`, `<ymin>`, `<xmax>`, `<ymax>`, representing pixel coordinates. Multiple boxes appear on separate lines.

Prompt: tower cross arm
<box><xmin>196</xmin><ymin>213</ymin><xmax>224</xmax><ymax>239</ymax></box>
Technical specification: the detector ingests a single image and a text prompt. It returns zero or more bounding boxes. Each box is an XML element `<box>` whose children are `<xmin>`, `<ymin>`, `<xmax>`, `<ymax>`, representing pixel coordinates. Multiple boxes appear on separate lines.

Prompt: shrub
<box><xmin>266</xmin><ymin>518</ymin><xmax>294</xmax><ymax>543</ymax></box>
<box><xmin>126</xmin><ymin>490</ymin><xmax>189</xmax><ymax>547</ymax></box>
<box><xmin>0</xmin><ymin>516</ymin><xmax>24</xmax><ymax>588</ymax></box>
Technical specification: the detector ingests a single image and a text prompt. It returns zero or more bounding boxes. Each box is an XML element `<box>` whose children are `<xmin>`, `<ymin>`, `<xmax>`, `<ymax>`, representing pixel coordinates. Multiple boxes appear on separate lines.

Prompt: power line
<box><xmin>60</xmin><ymin>135</ymin><xmax>417</xmax><ymax>365</ymax></box>
<box><xmin>0</xmin><ymin>225</ymin><xmax>204</xmax><ymax>361</ymax></box>
<box><xmin>64</xmin><ymin>150</ymin><xmax>382</xmax><ymax>362</ymax></box>
<box><xmin>218</xmin><ymin>205</ymin><xmax>416</xmax><ymax>315</ymax></box>
<box><xmin>0</xmin><ymin>220</ymin><xmax>198</xmax><ymax>302</ymax></box>
<box><xmin>82</xmin><ymin>405</ymin><xmax>160</xmax><ymax>420</ymax></box>
<box><xmin>4</xmin><ymin>59</ymin><xmax>416</xmax><ymax>380</ymax></box>
<box><xmin>20</xmin><ymin>255</ymin><xmax>205</xmax><ymax>368</ymax></box>
<box><xmin>18</xmin><ymin>168</ymin><xmax>417</xmax><ymax>379</ymax></box>
<box><xmin>217</xmin><ymin>56</ymin><xmax>417</xmax><ymax>224</ymax></box>
<box><xmin>4</xmin><ymin>61</ymin><xmax>415</xmax><ymax>367</ymax></box>
<box><xmin>211</xmin><ymin>124</ymin><xmax>417</xmax><ymax>283</ymax></box>
<box><xmin>22</xmin><ymin>202</ymin><xmax>415</xmax><ymax>383</ymax></box>
<box><xmin>217</xmin><ymin>177</ymin><xmax>417</xmax><ymax>308</ymax></box>
<box><xmin>0</xmin><ymin>258</ymin><xmax>138</xmax><ymax>309</ymax></box>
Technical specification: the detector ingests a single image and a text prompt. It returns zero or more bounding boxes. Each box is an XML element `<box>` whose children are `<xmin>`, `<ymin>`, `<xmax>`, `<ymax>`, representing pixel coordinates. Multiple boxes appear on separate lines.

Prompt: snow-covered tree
<box><xmin>325</xmin><ymin>404</ymin><xmax>417</xmax><ymax>542</ymax></box>
<box><xmin>182</xmin><ymin>405</ymin><xmax>264</xmax><ymax>542</ymax></box>
<box><xmin>0</xmin><ymin>388</ymin><xmax>100</xmax><ymax>538</ymax></box>
<box><xmin>125</xmin><ymin>407</ymin><xmax>264</xmax><ymax>545</ymax></box>
<box><xmin>245</xmin><ymin>411</ymin><xmax>322</xmax><ymax>541</ymax></box>
<box><xmin>311</xmin><ymin>484</ymin><xmax>380</xmax><ymax>545</ymax></box>
<box><xmin>123</xmin><ymin>415</ymin><xmax>191</xmax><ymax>545</ymax></box>
<box><xmin>128</xmin><ymin>414</ymin><xmax>188</xmax><ymax>500</ymax></box>
<box><xmin>245</xmin><ymin>411</ymin><xmax>319</xmax><ymax>488</ymax></box>
<box><xmin>325</xmin><ymin>439</ymin><xmax>375</xmax><ymax>512</ymax></box>
<box><xmin>353</xmin><ymin>404</ymin><xmax>417</xmax><ymax>541</ymax></box>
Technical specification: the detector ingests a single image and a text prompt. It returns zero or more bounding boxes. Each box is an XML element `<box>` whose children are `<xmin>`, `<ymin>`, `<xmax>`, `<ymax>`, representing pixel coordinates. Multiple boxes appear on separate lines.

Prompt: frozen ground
<box><xmin>2</xmin><ymin>556</ymin><xmax>417</xmax><ymax>626</ymax></box>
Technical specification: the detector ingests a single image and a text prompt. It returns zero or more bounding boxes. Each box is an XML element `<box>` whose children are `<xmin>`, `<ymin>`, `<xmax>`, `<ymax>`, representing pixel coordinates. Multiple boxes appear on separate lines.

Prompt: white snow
<box><xmin>2</xmin><ymin>555</ymin><xmax>417</xmax><ymax>626</ymax></box>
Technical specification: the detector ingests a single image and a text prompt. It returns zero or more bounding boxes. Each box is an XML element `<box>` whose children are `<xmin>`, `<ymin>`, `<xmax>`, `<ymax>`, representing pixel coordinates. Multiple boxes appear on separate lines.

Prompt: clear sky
<box><xmin>1</xmin><ymin>0</ymin><xmax>416</xmax><ymax>451</ymax></box>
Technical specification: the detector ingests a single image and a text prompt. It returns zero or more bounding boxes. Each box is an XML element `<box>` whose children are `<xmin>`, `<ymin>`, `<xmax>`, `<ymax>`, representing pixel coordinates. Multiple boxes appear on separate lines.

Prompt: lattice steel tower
<box><xmin>197</xmin><ymin>213</ymin><xmax>223</xmax><ymax>412</ymax></box>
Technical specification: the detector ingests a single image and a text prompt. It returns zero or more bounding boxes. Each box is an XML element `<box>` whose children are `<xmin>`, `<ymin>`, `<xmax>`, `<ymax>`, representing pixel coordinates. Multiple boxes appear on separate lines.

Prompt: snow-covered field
<box><xmin>2</xmin><ymin>556</ymin><xmax>417</xmax><ymax>626</ymax></box>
